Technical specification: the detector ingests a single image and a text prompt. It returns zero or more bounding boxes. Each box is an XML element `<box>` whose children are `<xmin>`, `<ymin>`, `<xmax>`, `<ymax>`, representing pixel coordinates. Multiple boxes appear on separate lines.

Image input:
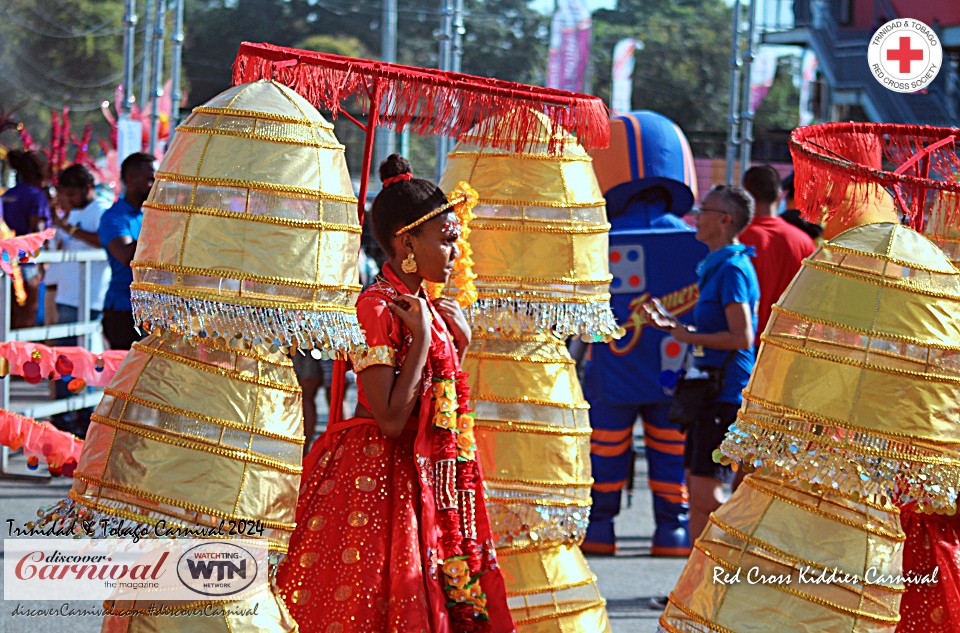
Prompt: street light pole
<box><xmin>168</xmin><ymin>0</ymin><xmax>185</xmax><ymax>133</ymax></box>
<box><xmin>148</xmin><ymin>0</ymin><xmax>167</xmax><ymax>154</ymax></box>
<box><xmin>724</xmin><ymin>0</ymin><xmax>742</xmax><ymax>185</ymax></box>
<box><xmin>374</xmin><ymin>0</ymin><xmax>398</xmax><ymax>180</ymax></box>
<box><xmin>121</xmin><ymin>0</ymin><xmax>138</xmax><ymax>117</ymax></box>
<box><xmin>435</xmin><ymin>0</ymin><xmax>454</xmax><ymax>181</ymax></box>
<box><xmin>738</xmin><ymin>0</ymin><xmax>759</xmax><ymax>182</ymax></box>
<box><xmin>140</xmin><ymin>0</ymin><xmax>155</xmax><ymax>108</ymax></box>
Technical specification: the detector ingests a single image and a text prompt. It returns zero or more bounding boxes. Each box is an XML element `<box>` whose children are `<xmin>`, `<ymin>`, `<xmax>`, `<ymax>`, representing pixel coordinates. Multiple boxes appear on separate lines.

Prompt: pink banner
<box><xmin>547</xmin><ymin>0</ymin><xmax>592</xmax><ymax>93</ymax></box>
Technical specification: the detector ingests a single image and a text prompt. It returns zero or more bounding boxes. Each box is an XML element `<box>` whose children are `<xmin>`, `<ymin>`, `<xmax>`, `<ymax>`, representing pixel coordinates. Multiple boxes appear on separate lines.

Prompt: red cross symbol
<box><xmin>887</xmin><ymin>36</ymin><xmax>924</xmax><ymax>74</ymax></box>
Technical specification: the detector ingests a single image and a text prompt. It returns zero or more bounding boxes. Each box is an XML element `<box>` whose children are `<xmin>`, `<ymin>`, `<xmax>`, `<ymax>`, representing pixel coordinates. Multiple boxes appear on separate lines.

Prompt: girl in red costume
<box><xmin>278</xmin><ymin>154</ymin><xmax>514</xmax><ymax>633</ymax></box>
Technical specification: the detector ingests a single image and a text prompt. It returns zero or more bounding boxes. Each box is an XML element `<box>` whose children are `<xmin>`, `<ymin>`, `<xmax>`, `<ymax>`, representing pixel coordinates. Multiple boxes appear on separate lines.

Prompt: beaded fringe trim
<box><xmin>465</xmin><ymin>297</ymin><xmax>621</xmax><ymax>341</ymax></box>
<box><xmin>722</xmin><ymin>413</ymin><xmax>960</xmax><ymax>511</ymax></box>
<box><xmin>132</xmin><ymin>291</ymin><xmax>366</xmax><ymax>354</ymax></box>
<box><xmin>487</xmin><ymin>497</ymin><xmax>589</xmax><ymax>549</ymax></box>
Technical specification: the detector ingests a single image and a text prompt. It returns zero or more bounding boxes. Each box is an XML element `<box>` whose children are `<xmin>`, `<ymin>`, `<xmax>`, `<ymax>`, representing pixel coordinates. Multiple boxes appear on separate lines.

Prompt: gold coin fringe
<box><xmin>132</xmin><ymin>290</ymin><xmax>366</xmax><ymax>353</ymax></box>
<box><xmin>465</xmin><ymin>296</ymin><xmax>620</xmax><ymax>341</ymax></box>
<box><xmin>721</xmin><ymin>405</ymin><xmax>960</xmax><ymax>511</ymax></box>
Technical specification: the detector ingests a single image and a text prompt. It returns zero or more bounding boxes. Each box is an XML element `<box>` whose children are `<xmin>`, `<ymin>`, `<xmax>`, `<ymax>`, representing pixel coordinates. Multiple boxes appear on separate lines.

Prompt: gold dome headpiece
<box><xmin>439</xmin><ymin>111</ymin><xmax>619</xmax><ymax>341</ymax></box>
<box><xmin>131</xmin><ymin>80</ymin><xmax>364</xmax><ymax>354</ymax></box>
<box><xmin>721</xmin><ymin>122</ymin><xmax>960</xmax><ymax>512</ymax></box>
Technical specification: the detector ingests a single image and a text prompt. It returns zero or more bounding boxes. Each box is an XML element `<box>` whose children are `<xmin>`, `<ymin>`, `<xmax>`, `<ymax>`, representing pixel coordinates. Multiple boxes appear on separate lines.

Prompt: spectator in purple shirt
<box><xmin>1</xmin><ymin>150</ymin><xmax>51</xmax><ymax>328</ymax></box>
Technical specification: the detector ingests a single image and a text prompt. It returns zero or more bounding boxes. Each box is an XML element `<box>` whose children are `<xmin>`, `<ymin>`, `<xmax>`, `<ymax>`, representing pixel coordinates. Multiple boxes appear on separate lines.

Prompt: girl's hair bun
<box><xmin>379</xmin><ymin>154</ymin><xmax>412</xmax><ymax>184</ymax></box>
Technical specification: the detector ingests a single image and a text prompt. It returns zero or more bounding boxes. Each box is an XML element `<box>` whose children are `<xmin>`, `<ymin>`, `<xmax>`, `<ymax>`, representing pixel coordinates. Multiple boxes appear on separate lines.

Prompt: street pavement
<box><xmin>0</xmin><ymin>395</ymin><xmax>686</xmax><ymax>632</ymax></box>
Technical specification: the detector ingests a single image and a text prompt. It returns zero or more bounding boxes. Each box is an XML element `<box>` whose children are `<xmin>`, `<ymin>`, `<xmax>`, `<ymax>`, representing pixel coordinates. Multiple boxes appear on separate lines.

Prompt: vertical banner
<box><xmin>798</xmin><ymin>49</ymin><xmax>818</xmax><ymax>125</ymax></box>
<box><xmin>611</xmin><ymin>38</ymin><xmax>642</xmax><ymax>115</ymax></box>
<box><xmin>749</xmin><ymin>48</ymin><xmax>780</xmax><ymax>111</ymax></box>
<box><xmin>547</xmin><ymin>0</ymin><xmax>592</xmax><ymax>93</ymax></box>
<box><xmin>117</xmin><ymin>117</ymin><xmax>144</xmax><ymax>164</ymax></box>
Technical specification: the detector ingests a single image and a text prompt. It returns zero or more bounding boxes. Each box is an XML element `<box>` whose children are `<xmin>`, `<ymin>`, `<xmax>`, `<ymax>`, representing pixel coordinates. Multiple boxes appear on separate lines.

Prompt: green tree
<box><xmin>296</xmin><ymin>34</ymin><xmax>370</xmax><ymax>58</ymax></box>
<box><xmin>591</xmin><ymin>0</ymin><xmax>734</xmax><ymax>135</ymax></box>
<box><xmin>183</xmin><ymin>0</ymin><xmax>548</xmax><ymax>107</ymax></box>
<box><xmin>0</xmin><ymin>0</ymin><xmax>126</xmax><ymax>146</ymax></box>
<box><xmin>753</xmin><ymin>56</ymin><xmax>800</xmax><ymax>134</ymax></box>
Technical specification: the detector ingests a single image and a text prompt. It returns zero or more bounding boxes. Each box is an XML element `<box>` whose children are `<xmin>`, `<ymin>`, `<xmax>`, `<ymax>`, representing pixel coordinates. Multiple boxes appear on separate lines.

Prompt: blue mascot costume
<box><xmin>582</xmin><ymin>111</ymin><xmax>707</xmax><ymax>556</ymax></box>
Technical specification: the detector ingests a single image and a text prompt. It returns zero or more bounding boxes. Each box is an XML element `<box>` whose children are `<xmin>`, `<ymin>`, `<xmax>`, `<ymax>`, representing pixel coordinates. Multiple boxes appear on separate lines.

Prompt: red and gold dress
<box><xmin>896</xmin><ymin>508</ymin><xmax>960</xmax><ymax>633</ymax></box>
<box><xmin>277</xmin><ymin>264</ymin><xmax>514</xmax><ymax>633</ymax></box>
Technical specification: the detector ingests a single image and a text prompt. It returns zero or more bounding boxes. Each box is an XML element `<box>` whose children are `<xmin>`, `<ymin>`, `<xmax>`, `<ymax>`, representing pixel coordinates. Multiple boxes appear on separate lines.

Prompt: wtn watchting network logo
<box><xmin>868</xmin><ymin>18</ymin><xmax>943</xmax><ymax>93</ymax></box>
<box><xmin>177</xmin><ymin>542</ymin><xmax>259</xmax><ymax>597</ymax></box>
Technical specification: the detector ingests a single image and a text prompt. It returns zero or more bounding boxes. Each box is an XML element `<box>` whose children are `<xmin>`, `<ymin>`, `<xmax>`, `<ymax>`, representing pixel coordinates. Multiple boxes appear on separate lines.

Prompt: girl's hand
<box><xmin>435</xmin><ymin>298</ymin><xmax>471</xmax><ymax>348</ymax></box>
<box><xmin>388</xmin><ymin>294</ymin><xmax>431</xmax><ymax>341</ymax></box>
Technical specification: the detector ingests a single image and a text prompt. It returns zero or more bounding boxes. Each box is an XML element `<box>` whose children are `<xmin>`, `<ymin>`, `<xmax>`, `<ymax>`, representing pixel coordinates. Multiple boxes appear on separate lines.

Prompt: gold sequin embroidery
<box><xmin>299</xmin><ymin>552</ymin><xmax>318</xmax><ymax>568</ymax></box>
<box><xmin>348</xmin><ymin>511</ymin><xmax>369</xmax><ymax>527</ymax></box>
<box><xmin>364</xmin><ymin>443</ymin><xmax>384</xmax><ymax>457</ymax></box>
<box><xmin>291</xmin><ymin>589</ymin><xmax>311</xmax><ymax>604</ymax></box>
<box><xmin>351</xmin><ymin>345</ymin><xmax>396</xmax><ymax>372</ymax></box>
<box><xmin>342</xmin><ymin>548</ymin><xmax>360</xmax><ymax>564</ymax></box>
<box><xmin>334</xmin><ymin>585</ymin><xmax>352</xmax><ymax>601</ymax></box>
<box><xmin>308</xmin><ymin>515</ymin><xmax>326</xmax><ymax>531</ymax></box>
<box><xmin>356</xmin><ymin>476</ymin><xmax>376</xmax><ymax>492</ymax></box>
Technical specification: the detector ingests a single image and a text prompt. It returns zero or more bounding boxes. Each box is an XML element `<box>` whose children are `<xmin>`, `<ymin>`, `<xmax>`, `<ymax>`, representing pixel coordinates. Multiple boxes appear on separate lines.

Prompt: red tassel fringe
<box><xmin>232</xmin><ymin>42</ymin><xmax>610</xmax><ymax>154</ymax></box>
<box><xmin>790</xmin><ymin>122</ymin><xmax>960</xmax><ymax>236</ymax></box>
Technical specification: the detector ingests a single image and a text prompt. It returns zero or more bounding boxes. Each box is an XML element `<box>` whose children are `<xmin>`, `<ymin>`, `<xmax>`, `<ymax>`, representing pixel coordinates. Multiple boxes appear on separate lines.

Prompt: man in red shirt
<box><xmin>739</xmin><ymin>165</ymin><xmax>816</xmax><ymax>338</ymax></box>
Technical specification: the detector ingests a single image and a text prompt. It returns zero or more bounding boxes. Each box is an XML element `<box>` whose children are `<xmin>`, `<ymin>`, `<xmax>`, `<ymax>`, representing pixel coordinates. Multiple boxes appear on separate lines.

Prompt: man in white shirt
<box><xmin>47</xmin><ymin>164</ymin><xmax>111</xmax><ymax>437</ymax></box>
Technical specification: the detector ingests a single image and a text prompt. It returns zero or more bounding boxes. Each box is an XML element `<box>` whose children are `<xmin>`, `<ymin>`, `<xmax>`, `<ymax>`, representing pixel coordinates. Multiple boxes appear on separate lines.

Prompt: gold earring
<box><xmin>401</xmin><ymin>252</ymin><xmax>418</xmax><ymax>274</ymax></box>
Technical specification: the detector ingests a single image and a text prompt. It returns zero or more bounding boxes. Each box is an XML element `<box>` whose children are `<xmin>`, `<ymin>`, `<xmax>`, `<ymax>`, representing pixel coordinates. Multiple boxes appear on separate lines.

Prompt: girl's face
<box><xmin>402</xmin><ymin>210</ymin><xmax>460</xmax><ymax>284</ymax></box>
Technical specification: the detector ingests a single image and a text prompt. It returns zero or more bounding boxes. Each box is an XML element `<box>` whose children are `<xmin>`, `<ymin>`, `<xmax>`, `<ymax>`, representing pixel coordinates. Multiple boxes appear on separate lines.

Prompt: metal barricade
<box><xmin>0</xmin><ymin>248</ymin><xmax>110</xmax><ymax>475</ymax></box>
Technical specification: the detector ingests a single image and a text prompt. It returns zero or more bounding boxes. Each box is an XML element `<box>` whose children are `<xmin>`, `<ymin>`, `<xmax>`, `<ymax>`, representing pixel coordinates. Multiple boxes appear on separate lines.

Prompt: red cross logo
<box><xmin>886</xmin><ymin>36</ymin><xmax>924</xmax><ymax>74</ymax></box>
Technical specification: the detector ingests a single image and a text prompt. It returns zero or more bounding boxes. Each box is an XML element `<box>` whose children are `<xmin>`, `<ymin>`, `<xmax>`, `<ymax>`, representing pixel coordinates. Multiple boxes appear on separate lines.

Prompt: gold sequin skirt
<box><xmin>464</xmin><ymin>332</ymin><xmax>612</xmax><ymax>632</ymax></box>
<box><xmin>660</xmin><ymin>472</ymin><xmax>905</xmax><ymax>633</ymax></box>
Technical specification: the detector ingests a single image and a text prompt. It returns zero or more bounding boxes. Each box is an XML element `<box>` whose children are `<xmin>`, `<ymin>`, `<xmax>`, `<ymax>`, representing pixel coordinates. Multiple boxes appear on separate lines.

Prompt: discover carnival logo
<box><xmin>868</xmin><ymin>18</ymin><xmax>942</xmax><ymax>93</ymax></box>
<box><xmin>4</xmin><ymin>539</ymin><xmax>268</xmax><ymax>601</ymax></box>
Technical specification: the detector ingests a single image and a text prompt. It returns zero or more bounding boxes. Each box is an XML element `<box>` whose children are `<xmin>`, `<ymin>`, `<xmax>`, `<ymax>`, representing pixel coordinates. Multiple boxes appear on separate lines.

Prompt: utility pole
<box><xmin>168</xmin><ymin>0</ymin><xmax>185</xmax><ymax>134</ymax></box>
<box><xmin>374</xmin><ymin>0</ymin><xmax>398</xmax><ymax>180</ymax></box>
<box><xmin>738</xmin><ymin>0</ymin><xmax>759</xmax><ymax>182</ymax></box>
<box><xmin>435</xmin><ymin>0</ymin><xmax>455</xmax><ymax>181</ymax></box>
<box><xmin>724</xmin><ymin>0</ymin><xmax>742</xmax><ymax>185</ymax></box>
<box><xmin>452</xmin><ymin>0</ymin><xmax>465</xmax><ymax>72</ymax></box>
<box><xmin>140</xmin><ymin>0</ymin><xmax>155</xmax><ymax>108</ymax></box>
<box><xmin>148</xmin><ymin>0</ymin><xmax>167</xmax><ymax>154</ymax></box>
<box><xmin>121</xmin><ymin>0</ymin><xmax>138</xmax><ymax>117</ymax></box>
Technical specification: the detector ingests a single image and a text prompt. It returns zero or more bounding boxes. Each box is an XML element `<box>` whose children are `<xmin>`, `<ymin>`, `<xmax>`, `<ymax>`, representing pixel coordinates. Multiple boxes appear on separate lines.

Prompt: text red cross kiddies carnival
<box><xmin>887</xmin><ymin>36</ymin><xmax>924</xmax><ymax>73</ymax></box>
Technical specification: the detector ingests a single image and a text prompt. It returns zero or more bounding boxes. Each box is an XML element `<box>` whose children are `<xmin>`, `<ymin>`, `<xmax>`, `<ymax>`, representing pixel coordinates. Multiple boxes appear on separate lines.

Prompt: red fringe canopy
<box><xmin>232</xmin><ymin>42</ymin><xmax>610</xmax><ymax>155</ymax></box>
<box><xmin>790</xmin><ymin>122</ymin><xmax>960</xmax><ymax>236</ymax></box>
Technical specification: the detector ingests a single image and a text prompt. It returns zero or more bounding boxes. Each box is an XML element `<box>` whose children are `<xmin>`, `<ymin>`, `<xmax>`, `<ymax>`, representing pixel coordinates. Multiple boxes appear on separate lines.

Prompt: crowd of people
<box><xmin>0</xmin><ymin>150</ymin><xmax>156</xmax><ymax>436</ymax></box>
<box><xmin>0</xmin><ymin>148</ymin><xmax>380</xmax><ymax>446</ymax></box>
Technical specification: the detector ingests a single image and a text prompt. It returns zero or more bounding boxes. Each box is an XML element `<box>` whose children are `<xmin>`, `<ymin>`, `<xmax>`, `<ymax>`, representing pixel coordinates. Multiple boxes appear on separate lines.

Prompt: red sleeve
<box><xmin>350</xmin><ymin>294</ymin><xmax>402</xmax><ymax>372</ymax></box>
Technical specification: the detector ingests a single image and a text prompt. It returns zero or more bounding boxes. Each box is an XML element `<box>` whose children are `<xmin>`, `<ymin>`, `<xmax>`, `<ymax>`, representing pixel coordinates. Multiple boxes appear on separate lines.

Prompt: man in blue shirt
<box><xmin>98</xmin><ymin>152</ymin><xmax>155</xmax><ymax>349</ymax></box>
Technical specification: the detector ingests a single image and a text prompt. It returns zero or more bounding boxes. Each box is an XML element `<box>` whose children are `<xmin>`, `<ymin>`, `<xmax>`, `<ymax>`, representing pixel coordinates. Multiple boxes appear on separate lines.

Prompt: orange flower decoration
<box><xmin>449</xmin><ymin>572</ymin><xmax>471</xmax><ymax>589</ymax></box>
<box><xmin>456</xmin><ymin>414</ymin><xmax>474</xmax><ymax>434</ymax></box>
<box><xmin>435</xmin><ymin>412</ymin><xmax>458</xmax><ymax>431</ymax></box>
<box><xmin>442</xmin><ymin>559</ymin><xmax>469</xmax><ymax>579</ymax></box>
<box><xmin>449</xmin><ymin>588</ymin><xmax>472</xmax><ymax>603</ymax></box>
<box><xmin>456</xmin><ymin>432</ymin><xmax>476</xmax><ymax>460</ymax></box>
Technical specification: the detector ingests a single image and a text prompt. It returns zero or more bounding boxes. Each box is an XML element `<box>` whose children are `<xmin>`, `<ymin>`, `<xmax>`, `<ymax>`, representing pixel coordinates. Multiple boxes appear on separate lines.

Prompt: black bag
<box><xmin>668</xmin><ymin>353</ymin><xmax>735</xmax><ymax>430</ymax></box>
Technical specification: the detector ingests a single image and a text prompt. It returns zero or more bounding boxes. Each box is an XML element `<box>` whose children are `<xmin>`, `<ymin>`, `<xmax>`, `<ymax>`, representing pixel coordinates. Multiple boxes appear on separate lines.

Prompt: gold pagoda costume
<box><xmin>659</xmin><ymin>124</ymin><xmax>960</xmax><ymax>633</ymax></box>
<box><xmin>38</xmin><ymin>80</ymin><xmax>364</xmax><ymax>633</ymax></box>
<box><xmin>439</xmin><ymin>112</ymin><xmax>619</xmax><ymax>633</ymax></box>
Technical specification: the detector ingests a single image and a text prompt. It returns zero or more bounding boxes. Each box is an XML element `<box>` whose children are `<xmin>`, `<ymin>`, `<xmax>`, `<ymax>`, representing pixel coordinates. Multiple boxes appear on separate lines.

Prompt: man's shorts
<box><xmin>683</xmin><ymin>401</ymin><xmax>739</xmax><ymax>483</ymax></box>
